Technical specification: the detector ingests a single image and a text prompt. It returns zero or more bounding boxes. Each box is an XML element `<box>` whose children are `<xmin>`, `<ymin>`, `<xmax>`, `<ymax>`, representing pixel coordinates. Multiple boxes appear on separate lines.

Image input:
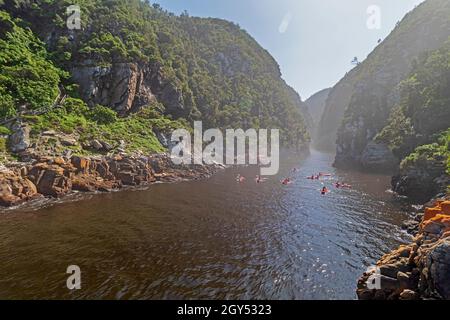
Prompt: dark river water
<box><xmin>0</xmin><ymin>150</ymin><xmax>411</xmax><ymax>299</ymax></box>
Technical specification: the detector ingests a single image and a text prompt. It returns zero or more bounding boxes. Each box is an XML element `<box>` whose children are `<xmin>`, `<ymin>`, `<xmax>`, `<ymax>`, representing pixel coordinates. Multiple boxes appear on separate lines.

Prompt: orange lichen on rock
<box><xmin>441</xmin><ymin>201</ymin><xmax>450</xmax><ymax>215</ymax></box>
<box><xmin>358</xmin><ymin>197</ymin><xmax>450</xmax><ymax>300</ymax></box>
<box><xmin>423</xmin><ymin>207</ymin><xmax>442</xmax><ymax>222</ymax></box>
<box><xmin>421</xmin><ymin>214</ymin><xmax>450</xmax><ymax>235</ymax></box>
<box><xmin>421</xmin><ymin>201</ymin><xmax>450</xmax><ymax>230</ymax></box>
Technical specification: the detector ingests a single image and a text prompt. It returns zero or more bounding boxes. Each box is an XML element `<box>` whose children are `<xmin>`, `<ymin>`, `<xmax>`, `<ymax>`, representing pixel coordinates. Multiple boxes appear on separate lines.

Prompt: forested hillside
<box><xmin>0</xmin><ymin>0</ymin><xmax>310</xmax><ymax>161</ymax></box>
<box><xmin>316</xmin><ymin>0</ymin><xmax>450</xmax><ymax>155</ymax></box>
<box><xmin>377</xmin><ymin>42</ymin><xmax>450</xmax><ymax>201</ymax></box>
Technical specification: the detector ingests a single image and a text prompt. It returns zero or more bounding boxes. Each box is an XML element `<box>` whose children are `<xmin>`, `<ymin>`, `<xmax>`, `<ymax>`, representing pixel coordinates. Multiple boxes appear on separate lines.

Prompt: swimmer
<box><xmin>255</xmin><ymin>175</ymin><xmax>267</xmax><ymax>183</ymax></box>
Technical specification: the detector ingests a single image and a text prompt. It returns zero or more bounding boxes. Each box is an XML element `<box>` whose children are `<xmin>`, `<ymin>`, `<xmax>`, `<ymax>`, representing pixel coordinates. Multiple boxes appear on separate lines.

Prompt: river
<box><xmin>0</xmin><ymin>150</ymin><xmax>411</xmax><ymax>299</ymax></box>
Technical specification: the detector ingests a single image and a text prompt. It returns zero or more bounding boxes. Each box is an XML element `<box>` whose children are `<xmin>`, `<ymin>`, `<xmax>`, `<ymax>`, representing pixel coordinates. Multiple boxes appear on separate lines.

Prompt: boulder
<box><xmin>90</xmin><ymin>140</ymin><xmax>104</xmax><ymax>151</ymax></box>
<box><xmin>9</xmin><ymin>122</ymin><xmax>30</xmax><ymax>153</ymax></box>
<box><xmin>426</xmin><ymin>239</ymin><xmax>450</xmax><ymax>299</ymax></box>
<box><xmin>28</xmin><ymin>164</ymin><xmax>73</xmax><ymax>197</ymax></box>
<box><xmin>60</xmin><ymin>135</ymin><xmax>78</xmax><ymax>147</ymax></box>
<box><xmin>0</xmin><ymin>171</ymin><xmax>39</xmax><ymax>206</ymax></box>
<box><xmin>100</xmin><ymin>141</ymin><xmax>113</xmax><ymax>151</ymax></box>
<box><xmin>399</xmin><ymin>290</ymin><xmax>419</xmax><ymax>300</ymax></box>
<box><xmin>117</xmin><ymin>171</ymin><xmax>136</xmax><ymax>185</ymax></box>
<box><xmin>71</xmin><ymin>156</ymin><xmax>91</xmax><ymax>173</ymax></box>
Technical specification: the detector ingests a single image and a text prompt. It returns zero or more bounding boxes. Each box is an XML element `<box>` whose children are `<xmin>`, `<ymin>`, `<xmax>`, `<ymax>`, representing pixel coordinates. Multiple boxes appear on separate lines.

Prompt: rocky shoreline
<box><xmin>0</xmin><ymin>153</ymin><xmax>223</xmax><ymax>209</ymax></box>
<box><xmin>357</xmin><ymin>198</ymin><xmax>450</xmax><ymax>300</ymax></box>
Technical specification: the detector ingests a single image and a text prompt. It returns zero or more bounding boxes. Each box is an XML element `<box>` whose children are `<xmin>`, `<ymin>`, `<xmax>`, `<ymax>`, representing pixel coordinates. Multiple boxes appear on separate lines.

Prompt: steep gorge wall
<box><xmin>305</xmin><ymin>88</ymin><xmax>331</xmax><ymax>147</ymax></box>
<box><xmin>316</xmin><ymin>0</ymin><xmax>450</xmax><ymax>160</ymax></box>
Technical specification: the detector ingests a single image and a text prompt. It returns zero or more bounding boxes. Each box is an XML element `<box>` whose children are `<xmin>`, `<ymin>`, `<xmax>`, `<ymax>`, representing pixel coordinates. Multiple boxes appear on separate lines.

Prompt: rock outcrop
<box><xmin>392</xmin><ymin>163</ymin><xmax>449</xmax><ymax>204</ymax></box>
<box><xmin>0</xmin><ymin>154</ymin><xmax>221</xmax><ymax>208</ymax></box>
<box><xmin>71</xmin><ymin>61</ymin><xmax>187</xmax><ymax>117</ymax></box>
<box><xmin>8</xmin><ymin>122</ymin><xmax>31</xmax><ymax>153</ymax></box>
<box><xmin>357</xmin><ymin>199</ymin><xmax>450</xmax><ymax>300</ymax></box>
<box><xmin>0</xmin><ymin>168</ymin><xmax>39</xmax><ymax>207</ymax></box>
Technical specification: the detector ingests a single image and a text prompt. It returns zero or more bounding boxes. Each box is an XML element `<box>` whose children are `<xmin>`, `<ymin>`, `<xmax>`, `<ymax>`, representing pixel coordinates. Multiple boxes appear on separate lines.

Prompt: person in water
<box><xmin>236</xmin><ymin>174</ymin><xmax>245</xmax><ymax>183</ymax></box>
<box><xmin>321</xmin><ymin>186</ymin><xmax>329</xmax><ymax>195</ymax></box>
<box><xmin>255</xmin><ymin>175</ymin><xmax>266</xmax><ymax>183</ymax></box>
<box><xmin>335</xmin><ymin>182</ymin><xmax>341</xmax><ymax>188</ymax></box>
<box><xmin>282</xmin><ymin>178</ymin><xmax>291</xmax><ymax>185</ymax></box>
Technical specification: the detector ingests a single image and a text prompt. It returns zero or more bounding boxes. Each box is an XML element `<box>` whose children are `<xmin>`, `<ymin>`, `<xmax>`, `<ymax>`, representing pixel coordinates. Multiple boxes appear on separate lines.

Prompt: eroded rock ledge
<box><xmin>357</xmin><ymin>199</ymin><xmax>450</xmax><ymax>300</ymax></box>
<box><xmin>0</xmin><ymin>154</ymin><xmax>221</xmax><ymax>208</ymax></box>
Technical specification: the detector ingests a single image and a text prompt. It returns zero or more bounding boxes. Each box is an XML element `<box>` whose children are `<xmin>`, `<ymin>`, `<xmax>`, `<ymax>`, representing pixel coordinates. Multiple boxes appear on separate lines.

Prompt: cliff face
<box><xmin>70</xmin><ymin>61</ymin><xmax>186</xmax><ymax>117</ymax></box>
<box><xmin>306</xmin><ymin>88</ymin><xmax>331</xmax><ymax>126</ymax></box>
<box><xmin>305</xmin><ymin>88</ymin><xmax>331</xmax><ymax>147</ymax></box>
<box><xmin>316</xmin><ymin>0</ymin><xmax>450</xmax><ymax>157</ymax></box>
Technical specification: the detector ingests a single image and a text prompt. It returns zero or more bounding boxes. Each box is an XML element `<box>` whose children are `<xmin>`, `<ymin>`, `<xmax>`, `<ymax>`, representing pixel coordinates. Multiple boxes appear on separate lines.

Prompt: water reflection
<box><xmin>0</xmin><ymin>150</ymin><xmax>411</xmax><ymax>299</ymax></box>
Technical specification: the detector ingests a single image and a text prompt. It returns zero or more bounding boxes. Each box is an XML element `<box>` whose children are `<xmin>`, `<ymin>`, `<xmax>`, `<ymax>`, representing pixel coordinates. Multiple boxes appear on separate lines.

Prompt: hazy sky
<box><xmin>155</xmin><ymin>0</ymin><xmax>425</xmax><ymax>99</ymax></box>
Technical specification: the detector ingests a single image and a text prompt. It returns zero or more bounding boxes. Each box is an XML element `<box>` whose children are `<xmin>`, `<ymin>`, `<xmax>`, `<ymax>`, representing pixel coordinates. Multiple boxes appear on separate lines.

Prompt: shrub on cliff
<box><xmin>88</xmin><ymin>105</ymin><xmax>118</xmax><ymax>125</ymax></box>
<box><xmin>62</xmin><ymin>97</ymin><xmax>90</xmax><ymax>116</ymax></box>
<box><xmin>0</xmin><ymin>125</ymin><xmax>10</xmax><ymax>135</ymax></box>
<box><xmin>400</xmin><ymin>129</ymin><xmax>450</xmax><ymax>180</ymax></box>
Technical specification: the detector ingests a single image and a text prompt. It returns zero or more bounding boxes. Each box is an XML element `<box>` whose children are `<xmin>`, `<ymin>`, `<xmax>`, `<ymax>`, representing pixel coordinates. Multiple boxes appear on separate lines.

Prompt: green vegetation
<box><xmin>399</xmin><ymin>130</ymin><xmax>449</xmax><ymax>197</ymax></box>
<box><xmin>0</xmin><ymin>137</ymin><xmax>6</xmax><ymax>152</ymax></box>
<box><xmin>0</xmin><ymin>0</ymin><xmax>310</xmax><ymax>151</ymax></box>
<box><xmin>376</xmin><ymin>40</ymin><xmax>450</xmax><ymax>160</ymax></box>
<box><xmin>375</xmin><ymin>41</ymin><xmax>450</xmax><ymax>197</ymax></box>
<box><xmin>0</xmin><ymin>10</ymin><xmax>63</xmax><ymax>118</ymax></box>
<box><xmin>401</xmin><ymin>129</ymin><xmax>450</xmax><ymax>173</ymax></box>
<box><xmin>0</xmin><ymin>4</ymin><xmax>184</xmax><ymax>156</ymax></box>
<box><xmin>319</xmin><ymin>0</ymin><xmax>450</xmax><ymax>152</ymax></box>
<box><xmin>88</xmin><ymin>105</ymin><xmax>118</xmax><ymax>125</ymax></box>
<box><xmin>0</xmin><ymin>125</ymin><xmax>11</xmax><ymax>135</ymax></box>
<box><xmin>24</xmin><ymin>98</ymin><xmax>186</xmax><ymax>154</ymax></box>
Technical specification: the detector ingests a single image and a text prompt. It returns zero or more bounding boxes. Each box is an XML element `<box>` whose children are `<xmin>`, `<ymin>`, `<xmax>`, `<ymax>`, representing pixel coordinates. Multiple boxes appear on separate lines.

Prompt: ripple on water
<box><xmin>0</xmin><ymin>151</ymin><xmax>411</xmax><ymax>299</ymax></box>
